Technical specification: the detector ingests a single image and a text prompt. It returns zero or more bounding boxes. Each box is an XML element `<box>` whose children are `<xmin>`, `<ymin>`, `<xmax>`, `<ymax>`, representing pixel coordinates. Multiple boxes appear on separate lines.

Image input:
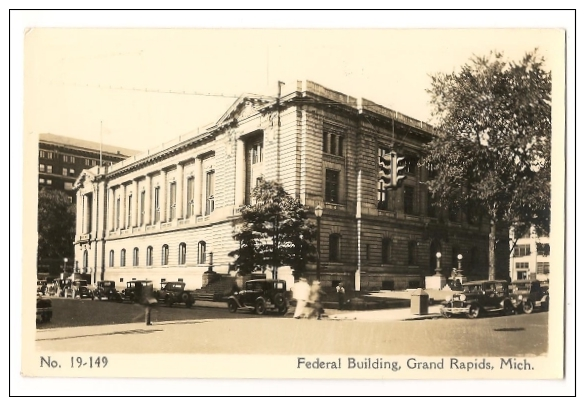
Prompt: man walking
<box><xmin>336</xmin><ymin>282</ymin><xmax>346</xmax><ymax>310</ymax></box>
<box><xmin>292</xmin><ymin>277</ymin><xmax>310</xmax><ymax>319</ymax></box>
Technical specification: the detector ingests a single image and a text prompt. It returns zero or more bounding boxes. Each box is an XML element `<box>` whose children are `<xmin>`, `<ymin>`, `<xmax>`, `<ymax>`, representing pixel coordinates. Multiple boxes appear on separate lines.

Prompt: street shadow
<box><xmin>37</xmin><ymin>328</ymin><xmax>163</xmax><ymax>342</ymax></box>
<box><xmin>493</xmin><ymin>327</ymin><xmax>525</xmax><ymax>332</ymax></box>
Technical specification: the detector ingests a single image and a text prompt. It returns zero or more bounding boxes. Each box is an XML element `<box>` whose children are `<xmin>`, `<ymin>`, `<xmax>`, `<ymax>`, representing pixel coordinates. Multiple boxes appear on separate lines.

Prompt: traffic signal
<box><xmin>392</xmin><ymin>153</ymin><xmax>407</xmax><ymax>187</ymax></box>
<box><xmin>378</xmin><ymin>152</ymin><xmax>394</xmax><ymax>189</ymax></box>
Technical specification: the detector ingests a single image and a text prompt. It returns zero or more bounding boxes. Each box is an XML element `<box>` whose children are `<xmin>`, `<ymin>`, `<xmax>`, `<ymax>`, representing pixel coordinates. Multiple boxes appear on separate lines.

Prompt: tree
<box><xmin>422</xmin><ymin>50</ymin><xmax>551</xmax><ymax>280</ymax></box>
<box><xmin>229</xmin><ymin>178</ymin><xmax>316</xmax><ymax>278</ymax></box>
<box><xmin>37</xmin><ymin>188</ymin><xmax>76</xmax><ymax>273</ymax></box>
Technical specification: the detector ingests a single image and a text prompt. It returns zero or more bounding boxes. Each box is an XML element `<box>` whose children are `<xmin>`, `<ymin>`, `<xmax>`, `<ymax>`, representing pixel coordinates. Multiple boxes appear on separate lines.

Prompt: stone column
<box><xmin>132</xmin><ymin>179</ymin><xmax>139</xmax><ymax>227</ymax></box>
<box><xmin>83</xmin><ymin>194</ymin><xmax>90</xmax><ymax>234</ymax></box>
<box><xmin>120</xmin><ymin>184</ymin><xmax>126</xmax><ymax>229</ymax></box>
<box><xmin>234</xmin><ymin>139</ymin><xmax>246</xmax><ymax>206</ymax></box>
<box><xmin>145</xmin><ymin>174</ymin><xmax>152</xmax><ymax>225</ymax></box>
<box><xmin>160</xmin><ymin>170</ymin><xmax>167</xmax><ymax>222</ymax></box>
<box><xmin>76</xmin><ymin>191</ymin><xmax>83</xmax><ymax>237</ymax></box>
<box><xmin>107</xmin><ymin>187</ymin><xmax>114</xmax><ymax>231</ymax></box>
<box><xmin>194</xmin><ymin>158</ymin><xmax>202</xmax><ymax>216</ymax></box>
<box><xmin>177</xmin><ymin>162</ymin><xmax>184</xmax><ymax>220</ymax></box>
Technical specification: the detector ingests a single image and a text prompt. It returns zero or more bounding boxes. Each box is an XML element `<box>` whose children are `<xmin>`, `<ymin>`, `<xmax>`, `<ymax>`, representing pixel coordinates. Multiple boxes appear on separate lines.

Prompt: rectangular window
<box><xmin>140</xmin><ymin>191</ymin><xmax>146</xmax><ymax>226</ymax></box>
<box><xmin>537</xmin><ymin>262</ymin><xmax>550</xmax><ymax>274</ymax></box>
<box><xmin>205</xmin><ymin>171</ymin><xmax>215</xmax><ymax>215</ymax></box>
<box><xmin>404</xmin><ymin>186</ymin><xmax>415</xmax><ymax>215</ymax></box>
<box><xmin>47</xmin><ymin>165</ymin><xmax>52</xmax><ymax>173</ymax></box>
<box><xmin>85</xmin><ymin>159</ymin><xmax>91</xmax><ymax>166</ymax></box>
<box><xmin>64</xmin><ymin>182</ymin><xmax>74</xmax><ymax>190</ymax></box>
<box><xmin>39</xmin><ymin>178</ymin><xmax>45</xmax><ymax>184</ymax></box>
<box><xmin>514</xmin><ymin>245</ymin><xmax>531</xmax><ymax>257</ymax></box>
<box><xmin>154</xmin><ymin>187</ymin><xmax>160</xmax><ymax>223</ymax></box>
<box><xmin>39</xmin><ymin>164</ymin><xmax>45</xmax><ymax>172</ymax></box>
<box><xmin>515</xmin><ymin>262</ymin><xmax>529</xmax><ymax>269</ymax></box>
<box><xmin>47</xmin><ymin>152</ymin><xmax>54</xmax><ymax>159</ymax></box>
<box><xmin>62</xmin><ymin>168</ymin><xmax>68</xmax><ymax>176</ymax></box>
<box><xmin>325</xmin><ymin>169</ymin><xmax>339</xmax><ymax>203</ymax></box>
<box><xmin>46</xmin><ymin>179</ymin><xmax>52</xmax><ymax>185</ymax></box>
<box><xmin>39</xmin><ymin>150</ymin><xmax>46</xmax><ymax>158</ymax></box>
<box><xmin>186</xmin><ymin>177</ymin><xmax>195</xmax><ymax>218</ymax></box>
<box><xmin>169</xmin><ymin>182</ymin><xmax>177</xmax><ymax>220</ymax></box>
<box><xmin>127</xmin><ymin>195</ymin><xmax>132</xmax><ymax>227</ymax></box>
<box><xmin>323</xmin><ymin>129</ymin><xmax>344</xmax><ymax>156</ymax></box>
<box><xmin>251</xmin><ymin>142</ymin><xmax>263</xmax><ymax>164</ymax></box>
<box><xmin>404</xmin><ymin>156</ymin><xmax>419</xmax><ymax>174</ymax></box>
<box><xmin>69</xmin><ymin>168</ymin><xmax>75</xmax><ymax>176</ymax></box>
<box><xmin>537</xmin><ymin>243</ymin><xmax>550</xmax><ymax>256</ymax></box>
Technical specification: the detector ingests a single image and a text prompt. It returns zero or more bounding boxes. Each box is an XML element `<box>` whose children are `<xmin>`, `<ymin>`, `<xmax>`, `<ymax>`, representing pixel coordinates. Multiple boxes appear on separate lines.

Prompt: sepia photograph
<box><xmin>12</xmin><ymin>8</ymin><xmax>575</xmax><ymax>396</ymax></box>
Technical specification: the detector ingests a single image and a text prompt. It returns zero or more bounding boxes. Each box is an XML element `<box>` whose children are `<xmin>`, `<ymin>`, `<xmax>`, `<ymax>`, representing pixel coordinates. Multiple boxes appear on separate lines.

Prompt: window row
<box><xmin>39</xmin><ymin>178</ymin><xmax>52</xmax><ymax>185</ymax></box>
<box><xmin>513</xmin><ymin>245</ymin><xmax>531</xmax><ymax>257</ymax></box>
<box><xmin>108</xmin><ymin>241</ymin><xmax>207</xmax><ymax>267</ymax></box>
<box><xmin>39</xmin><ymin>164</ymin><xmax>77</xmax><ymax>176</ymax></box>
<box><xmin>39</xmin><ymin>151</ymin><xmax>114</xmax><ymax>166</ymax></box>
<box><xmin>327</xmin><ymin>235</ymin><xmax>419</xmax><ymax>266</ymax></box>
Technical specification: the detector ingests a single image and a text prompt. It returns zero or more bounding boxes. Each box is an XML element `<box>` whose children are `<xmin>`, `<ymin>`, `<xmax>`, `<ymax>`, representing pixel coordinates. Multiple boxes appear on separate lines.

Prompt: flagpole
<box><xmin>100</xmin><ymin>120</ymin><xmax>103</xmax><ymax>173</ymax></box>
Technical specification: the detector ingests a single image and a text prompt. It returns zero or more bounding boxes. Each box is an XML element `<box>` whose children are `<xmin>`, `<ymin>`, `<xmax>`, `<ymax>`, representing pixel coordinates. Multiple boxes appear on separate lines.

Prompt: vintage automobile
<box><xmin>440</xmin><ymin>280</ymin><xmax>515</xmax><ymax>319</ymax></box>
<box><xmin>71</xmin><ymin>280</ymin><xmax>94</xmax><ymax>299</ymax></box>
<box><xmin>509</xmin><ymin>280</ymin><xmax>549</xmax><ymax>314</ymax></box>
<box><xmin>227</xmin><ymin>279</ymin><xmax>289</xmax><ymax>315</ymax></box>
<box><xmin>36</xmin><ymin>280</ymin><xmax>48</xmax><ymax>295</ymax></box>
<box><xmin>94</xmin><ymin>280</ymin><xmax>121</xmax><ymax>301</ymax></box>
<box><xmin>120</xmin><ymin>280</ymin><xmax>152</xmax><ymax>303</ymax></box>
<box><xmin>155</xmin><ymin>281</ymin><xmax>196</xmax><ymax>307</ymax></box>
<box><xmin>36</xmin><ymin>294</ymin><xmax>53</xmax><ymax>323</ymax></box>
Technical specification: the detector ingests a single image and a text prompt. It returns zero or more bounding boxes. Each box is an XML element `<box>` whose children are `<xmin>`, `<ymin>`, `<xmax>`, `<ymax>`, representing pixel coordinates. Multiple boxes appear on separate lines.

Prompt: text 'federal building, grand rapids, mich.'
<box><xmin>73</xmin><ymin>80</ymin><xmax>509</xmax><ymax>291</ymax></box>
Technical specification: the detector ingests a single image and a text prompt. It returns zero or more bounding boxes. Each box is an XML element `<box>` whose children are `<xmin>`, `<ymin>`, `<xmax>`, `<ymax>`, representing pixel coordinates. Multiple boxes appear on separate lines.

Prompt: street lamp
<box><xmin>63</xmin><ymin>257</ymin><xmax>68</xmax><ymax>274</ymax></box>
<box><xmin>457</xmin><ymin>254</ymin><xmax>463</xmax><ymax>275</ymax></box>
<box><xmin>435</xmin><ymin>252</ymin><xmax>442</xmax><ymax>276</ymax></box>
<box><xmin>314</xmin><ymin>205</ymin><xmax>323</xmax><ymax>281</ymax></box>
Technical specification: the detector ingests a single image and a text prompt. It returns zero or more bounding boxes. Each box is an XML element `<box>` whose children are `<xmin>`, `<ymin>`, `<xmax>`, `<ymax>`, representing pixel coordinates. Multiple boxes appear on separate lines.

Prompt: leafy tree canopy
<box><xmin>229</xmin><ymin>178</ymin><xmax>316</xmax><ymax>278</ymax></box>
<box><xmin>37</xmin><ymin>188</ymin><xmax>76</xmax><ymax>264</ymax></box>
<box><xmin>421</xmin><ymin>50</ymin><xmax>551</xmax><ymax>278</ymax></box>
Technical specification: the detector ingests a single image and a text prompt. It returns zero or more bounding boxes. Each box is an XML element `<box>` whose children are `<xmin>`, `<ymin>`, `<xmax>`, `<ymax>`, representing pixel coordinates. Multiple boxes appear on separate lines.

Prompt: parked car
<box><xmin>36</xmin><ymin>280</ymin><xmax>48</xmax><ymax>295</ymax></box>
<box><xmin>227</xmin><ymin>279</ymin><xmax>289</xmax><ymax>315</ymax></box>
<box><xmin>36</xmin><ymin>294</ymin><xmax>53</xmax><ymax>323</ymax></box>
<box><xmin>155</xmin><ymin>281</ymin><xmax>196</xmax><ymax>307</ymax></box>
<box><xmin>509</xmin><ymin>280</ymin><xmax>549</xmax><ymax>314</ymax></box>
<box><xmin>70</xmin><ymin>280</ymin><xmax>94</xmax><ymax>299</ymax></box>
<box><xmin>94</xmin><ymin>280</ymin><xmax>121</xmax><ymax>301</ymax></box>
<box><xmin>120</xmin><ymin>280</ymin><xmax>152</xmax><ymax>303</ymax></box>
<box><xmin>440</xmin><ymin>280</ymin><xmax>515</xmax><ymax>319</ymax></box>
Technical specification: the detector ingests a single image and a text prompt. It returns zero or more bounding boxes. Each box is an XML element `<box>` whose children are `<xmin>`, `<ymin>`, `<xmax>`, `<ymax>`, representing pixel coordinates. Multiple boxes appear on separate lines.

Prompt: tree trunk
<box><xmin>489</xmin><ymin>219</ymin><xmax>496</xmax><ymax>281</ymax></box>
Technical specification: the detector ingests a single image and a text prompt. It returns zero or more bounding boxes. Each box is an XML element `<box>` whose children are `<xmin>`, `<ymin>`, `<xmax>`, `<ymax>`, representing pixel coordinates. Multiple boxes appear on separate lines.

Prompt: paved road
<box><xmin>36</xmin><ymin>301</ymin><xmax>548</xmax><ymax>356</ymax></box>
<box><xmin>36</xmin><ymin>297</ymin><xmax>260</xmax><ymax>329</ymax></box>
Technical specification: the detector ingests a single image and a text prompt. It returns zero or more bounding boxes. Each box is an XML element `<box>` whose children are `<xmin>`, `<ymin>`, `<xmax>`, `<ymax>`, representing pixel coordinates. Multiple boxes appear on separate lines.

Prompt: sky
<box><xmin>20</xmin><ymin>14</ymin><xmax>565</xmax><ymax>153</ymax></box>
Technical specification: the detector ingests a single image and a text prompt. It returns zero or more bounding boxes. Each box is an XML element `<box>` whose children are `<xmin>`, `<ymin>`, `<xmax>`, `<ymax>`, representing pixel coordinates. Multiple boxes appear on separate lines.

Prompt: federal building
<box><xmin>73</xmin><ymin>80</ymin><xmax>508</xmax><ymax>291</ymax></box>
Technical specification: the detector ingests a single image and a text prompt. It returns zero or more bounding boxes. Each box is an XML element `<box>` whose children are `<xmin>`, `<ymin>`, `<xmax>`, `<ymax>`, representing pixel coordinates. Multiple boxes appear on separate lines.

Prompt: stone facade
<box><xmin>74</xmin><ymin>80</ymin><xmax>508</xmax><ymax>291</ymax></box>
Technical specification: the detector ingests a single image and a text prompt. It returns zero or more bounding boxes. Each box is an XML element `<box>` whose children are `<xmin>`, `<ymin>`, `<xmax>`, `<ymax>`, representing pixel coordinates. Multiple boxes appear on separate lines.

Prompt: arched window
<box><xmin>146</xmin><ymin>246</ymin><xmax>153</xmax><ymax>267</ymax></box>
<box><xmin>381</xmin><ymin>238</ymin><xmax>392</xmax><ymax>264</ymax></box>
<box><xmin>408</xmin><ymin>241</ymin><xmax>418</xmax><ymax>266</ymax></box>
<box><xmin>109</xmin><ymin>250</ymin><xmax>114</xmax><ymax>267</ymax></box>
<box><xmin>133</xmin><ymin>247</ymin><xmax>139</xmax><ymax>266</ymax></box>
<box><xmin>198</xmin><ymin>241</ymin><xmax>207</xmax><ymax>264</ymax></box>
<box><xmin>161</xmin><ymin>244</ymin><xmax>169</xmax><ymax>266</ymax></box>
<box><xmin>120</xmin><ymin>249</ymin><xmax>126</xmax><ymax>267</ymax></box>
<box><xmin>329</xmin><ymin>234</ymin><xmax>341</xmax><ymax>262</ymax></box>
<box><xmin>179</xmin><ymin>243</ymin><xmax>187</xmax><ymax>265</ymax></box>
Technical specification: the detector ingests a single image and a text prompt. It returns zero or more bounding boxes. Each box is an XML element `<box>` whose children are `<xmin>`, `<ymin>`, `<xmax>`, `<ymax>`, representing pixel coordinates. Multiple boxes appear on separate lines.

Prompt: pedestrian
<box><xmin>308</xmin><ymin>280</ymin><xmax>326</xmax><ymax>320</ymax></box>
<box><xmin>336</xmin><ymin>282</ymin><xmax>346</xmax><ymax>310</ymax></box>
<box><xmin>137</xmin><ymin>282</ymin><xmax>156</xmax><ymax>326</ymax></box>
<box><xmin>292</xmin><ymin>277</ymin><xmax>310</xmax><ymax>319</ymax></box>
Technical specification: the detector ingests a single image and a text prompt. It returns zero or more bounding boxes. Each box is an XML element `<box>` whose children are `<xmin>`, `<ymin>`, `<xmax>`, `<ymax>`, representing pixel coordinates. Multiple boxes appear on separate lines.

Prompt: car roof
<box><xmin>463</xmin><ymin>280</ymin><xmax>509</xmax><ymax>285</ymax></box>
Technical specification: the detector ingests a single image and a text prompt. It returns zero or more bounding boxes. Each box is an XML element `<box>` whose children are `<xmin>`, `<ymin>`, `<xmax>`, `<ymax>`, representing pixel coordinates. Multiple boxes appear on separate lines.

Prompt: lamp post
<box><xmin>208</xmin><ymin>252</ymin><xmax>214</xmax><ymax>273</ymax></box>
<box><xmin>457</xmin><ymin>254</ymin><xmax>463</xmax><ymax>275</ymax></box>
<box><xmin>314</xmin><ymin>205</ymin><xmax>323</xmax><ymax>281</ymax></box>
<box><xmin>63</xmin><ymin>257</ymin><xmax>68</xmax><ymax>275</ymax></box>
<box><xmin>435</xmin><ymin>252</ymin><xmax>442</xmax><ymax>276</ymax></box>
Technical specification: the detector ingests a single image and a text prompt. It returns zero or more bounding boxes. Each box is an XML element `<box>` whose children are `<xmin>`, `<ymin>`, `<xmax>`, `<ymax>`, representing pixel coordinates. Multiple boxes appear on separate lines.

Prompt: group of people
<box><xmin>292</xmin><ymin>278</ymin><xmax>347</xmax><ymax>319</ymax></box>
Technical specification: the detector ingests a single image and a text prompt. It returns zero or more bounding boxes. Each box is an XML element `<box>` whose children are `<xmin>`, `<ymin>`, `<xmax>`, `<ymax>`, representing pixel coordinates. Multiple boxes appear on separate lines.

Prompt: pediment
<box><xmin>73</xmin><ymin>169</ymin><xmax>97</xmax><ymax>190</ymax></box>
<box><xmin>215</xmin><ymin>94</ymin><xmax>272</xmax><ymax>126</ymax></box>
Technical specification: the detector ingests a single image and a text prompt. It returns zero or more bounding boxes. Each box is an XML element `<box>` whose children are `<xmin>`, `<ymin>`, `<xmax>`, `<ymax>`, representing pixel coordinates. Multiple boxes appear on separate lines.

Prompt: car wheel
<box><xmin>273</xmin><ymin>293</ymin><xmax>285</xmax><ymax>307</ymax></box>
<box><xmin>522</xmin><ymin>300</ymin><xmax>534</xmax><ymax>314</ymax></box>
<box><xmin>227</xmin><ymin>300</ymin><xmax>238</xmax><ymax>313</ymax></box>
<box><xmin>254</xmin><ymin>299</ymin><xmax>266</xmax><ymax>315</ymax></box>
<box><xmin>503</xmin><ymin>301</ymin><xmax>515</xmax><ymax>316</ymax></box>
<box><xmin>467</xmin><ymin>304</ymin><xmax>480</xmax><ymax>319</ymax></box>
<box><xmin>181</xmin><ymin>292</ymin><xmax>190</xmax><ymax>303</ymax></box>
<box><xmin>277</xmin><ymin>303</ymin><xmax>288</xmax><ymax>315</ymax></box>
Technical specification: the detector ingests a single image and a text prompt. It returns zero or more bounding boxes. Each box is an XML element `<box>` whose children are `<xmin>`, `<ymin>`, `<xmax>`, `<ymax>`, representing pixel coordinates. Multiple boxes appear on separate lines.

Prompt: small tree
<box><xmin>229</xmin><ymin>178</ymin><xmax>316</xmax><ymax>279</ymax></box>
<box><xmin>37</xmin><ymin>188</ymin><xmax>76</xmax><ymax>273</ymax></box>
<box><xmin>422</xmin><ymin>50</ymin><xmax>551</xmax><ymax>280</ymax></box>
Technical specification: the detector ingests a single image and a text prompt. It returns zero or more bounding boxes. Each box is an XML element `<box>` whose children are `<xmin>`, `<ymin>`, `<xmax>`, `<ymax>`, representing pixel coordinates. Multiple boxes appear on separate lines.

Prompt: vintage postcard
<box><xmin>14</xmin><ymin>9</ymin><xmax>572</xmax><ymax>394</ymax></box>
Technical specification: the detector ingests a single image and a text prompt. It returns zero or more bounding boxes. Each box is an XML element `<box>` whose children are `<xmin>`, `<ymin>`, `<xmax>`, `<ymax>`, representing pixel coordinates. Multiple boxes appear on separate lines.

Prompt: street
<box><xmin>36</xmin><ymin>298</ymin><xmax>548</xmax><ymax>356</ymax></box>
